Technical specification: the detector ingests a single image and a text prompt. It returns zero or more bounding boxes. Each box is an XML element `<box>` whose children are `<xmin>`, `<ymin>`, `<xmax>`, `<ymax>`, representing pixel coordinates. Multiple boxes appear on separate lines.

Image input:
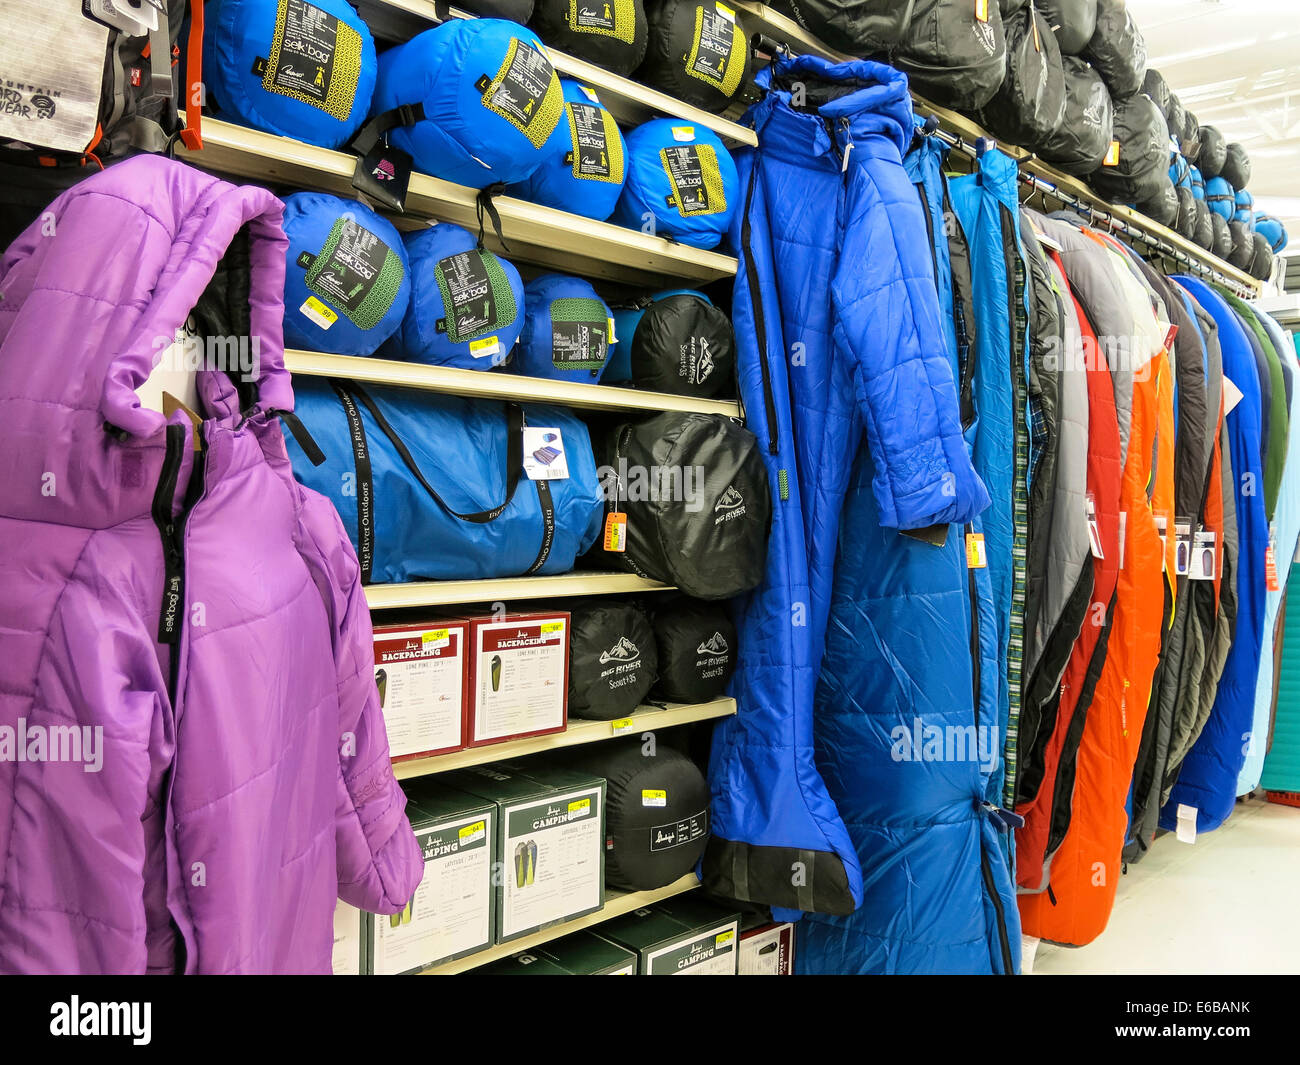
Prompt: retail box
<box><xmin>471</xmin><ymin>931</ymin><xmax>637</xmax><ymax>975</ymax></box>
<box><xmin>365</xmin><ymin>782</ymin><xmax>496</xmax><ymax>975</ymax></box>
<box><xmin>462</xmin><ymin>611</ymin><xmax>569</xmax><ymax>747</ymax></box>
<box><xmin>372</xmin><ymin>620</ymin><xmax>468</xmax><ymax>760</ymax></box>
<box><xmin>442</xmin><ymin>762</ymin><xmax>605</xmax><ymax>943</ymax></box>
<box><xmin>331</xmin><ymin>900</ymin><xmax>366</xmax><ymax>976</ymax></box>
<box><xmin>738</xmin><ymin>922</ymin><xmax>796</xmax><ymax>975</ymax></box>
<box><xmin>596</xmin><ymin>896</ymin><xmax>740</xmax><ymax>975</ymax></box>
<box><xmin>471</xmin><ymin>951</ymin><xmax>572</xmax><ymax>975</ymax></box>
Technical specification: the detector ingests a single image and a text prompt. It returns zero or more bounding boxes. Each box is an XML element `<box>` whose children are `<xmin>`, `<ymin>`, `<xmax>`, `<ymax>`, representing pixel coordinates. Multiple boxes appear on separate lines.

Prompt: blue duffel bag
<box><xmin>384</xmin><ymin>223</ymin><xmax>526</xmax><ymax>369</ymax></box>
<box><xmin>203</xmin><ymin>0</ymin><xmax>377</xmax><ymax>149</ymax></box>
<box><xmin>518</xmin><ymin>274</ymin><xmax>614</xmax><ymax>382</ymax></box>
<box><xmin>612</xmin><ymin>118</ymin><xmax>738</xmax><ymax>249</ymax></box>
<box><xmin>284</xmin><ymin>378</ymin><xmax>605</xmax><ymax>583</ymax></box>
<box><xmin>506</xmin><ymin>79</ymin><xmax>628</xmax><ymax>221</ymax></box>
<box><xmin>281</xmin><ymin>192</ymin><xmax>410</xmax><ymax>355</ymax></box>
<box><xmin>1206</xmin><ymin>175</ymin><xmax>1236</xmax><ymax>220</ymax></box>
<box><xmin>370</xmin><ymin>19</ymin><xmax>564</xmax><ymax>189</ymax></box>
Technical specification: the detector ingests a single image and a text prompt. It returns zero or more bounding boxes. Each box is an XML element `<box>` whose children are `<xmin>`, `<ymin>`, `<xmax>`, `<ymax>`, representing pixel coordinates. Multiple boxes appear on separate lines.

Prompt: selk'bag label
<box><xmin>661</xmin><ymin>144</ymin><xmax>726</xmax><ymax>217</ymax></box>
<box><xmin>480</xmin><ymin>38</ymin><xmax>562</xmax><ymax>148</ymax></box>
<box><xmin>687</xmin><ymin>4</ymin><xmax>742</xmax><ymax>95</ymax></box>
<box><xmin>549</xmin><ymin>297</ymin><xmax>609</xmax><ymax>371</ymax></box>
<box><xmin>566</xmin><ymin>102</ymin><xmax>622</xmax><ymax>183</ymax></box>
<box><xmin>262</xmin><ymin>0</ymin><xmax>363</xmax><ymax>120</ymax></box>
<box><xmin>435</xmin><ymin>250</ymin><xmax>498</xmax><ymax>342</ymax></box>
<box><xmin>305</xmin><ymin>216</ymin><xmax>403</xmax><ymax>330</ymax></box>
<box><xmin>650</xmin><ymin>809</ymin><xmax>709</xmax><ymax>852</ymax></box>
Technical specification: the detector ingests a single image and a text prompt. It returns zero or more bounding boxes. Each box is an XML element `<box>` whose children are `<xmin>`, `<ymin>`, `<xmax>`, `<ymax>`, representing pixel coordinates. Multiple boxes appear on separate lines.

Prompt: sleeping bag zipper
<box><xmin>739</xmin><ymin>158</ymin><xmax>779</xmax><ymax>456</ymax></box>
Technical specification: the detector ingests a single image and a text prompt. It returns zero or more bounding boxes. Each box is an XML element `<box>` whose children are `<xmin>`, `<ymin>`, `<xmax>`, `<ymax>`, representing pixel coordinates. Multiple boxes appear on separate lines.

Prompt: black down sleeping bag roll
<box><xmin>1211</xmin><ymin>212</ymin><xmax>1232</xmax><ymax>260</ymax></box>
<box><xmin>550</xmin><ymin>740</ymin><xmax>710</xmax><ymax>890</ymax></box>
<box><xmin>1174</xmin><ymin>186</ymin><xmax>1197</xmax><ymax>240</ymax></box>
<box><xmin>566</xmin><ymin>601</ymin><xmax>657</xmax><ymax>719</ymax></box>
<box><xmin>1198</xmin><ymin>125</ymin><xmax>1227</xmax><ymax>178</ymax></box>
<box><xmin>1193</xmin><ymin>198</ymin><xmax>1214</xmax><ymax>250</ymax></box>
<box><xmin>1037</xmin><ymin>55</ymin><xmax>1113</xmax><ymax>174</ymax></box>
<box><xmin>1037</xmin><ymin>0</ymin><xmax>1097</xmax><ymax>56</ymax></box>
<box><xmin>530</xmin><ymin>0</ymin><xmax>650</xmax><ymax>76</ymax></box>
<box><xmin>979</xmin><ymin>1</ymin><xmax>1067</xmax><ymax>148</ymax></box>
<box><xmin>1251</xmin><ymin>234</ymin><xmax>1276</xmax><ymax>282</ymax></box>
<box><xmin>1141</xmin><ymin>68</ymin><xmax>1170</xmax><ymax>117</ymax></box>
<box><xmin>1165</xmin><ymin>93</ymin><xmax>1186</xmax><ymax>148</ymax></box>
<box><xmin>1181</xmin><ymin>109</ymin><xmax>1200</xmax><ymax>161</ymax></box>
<box><xmin>1228</xmin><ymin>220</ymin><xmax>1255</xmax><ymax>272</ymax></box>
<box><xmin>460</xmin><ymin>0</ymin><xmax>537</xmax><ymax>18</ymax></box>
<box><xmin>649</xmin><ymin>598</ymin><xmax>737</xmax><ymax>703</ymax></box>
<box><xmin>895</xmin><ymin>0</ymin><xmax>1008</xmax><ymax>112</ymax></box>
<box><xmin>1139</xmin><ymin>176</ymin><xmax>1179</xmax><ymax>229</ymax></box>
<box><xmin>1221</xmin><ymin>143</ymin><xmax>1252</xmax><ymax>190</ymax></box>
<box><xmin>768</xmin><ymin>0</ymin><xmax>911</xmax><ymax>57</ymax></box>
<box><xmin>638</xmin><ymin>0</ymin><xmax>751</xmax><ymax>113</ymax></box>
<box><xmin>1089</xmin><ymin>92</ymin><xmax>1168</xmax><ymax>203</ymax></box>
<box><xmin>598</xmin><ymin>412</ymin><xmax>770</xmax><ymax>598</ymax></box>
<box><xmin>1083</xmin><ymin>0</ymin><xmax>1146</xmax><ymax>99</ymax></box>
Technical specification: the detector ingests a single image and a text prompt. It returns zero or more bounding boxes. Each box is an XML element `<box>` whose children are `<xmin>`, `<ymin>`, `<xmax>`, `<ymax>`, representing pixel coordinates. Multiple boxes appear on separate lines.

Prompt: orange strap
<box><xmin>180</xmin><ymin>0</ymin><xmax>204</xmax><ymax>150</ymax></box>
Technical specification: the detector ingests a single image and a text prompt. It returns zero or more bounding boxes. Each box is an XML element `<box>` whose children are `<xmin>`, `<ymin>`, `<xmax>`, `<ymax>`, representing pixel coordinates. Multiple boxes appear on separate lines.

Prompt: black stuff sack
<box><xmin>895</xmin><ymin>0</ymin><xmax>1008</xmax><ymax>112</ymax></box>
<box><xmin>598</xmin><ymin>412</ymin><xmax>770</xmax><ymax>599</ymax></box>
<box><xmin>530</xmin><ymin>0</ymin><xmax>650</xmax><ymax>76</ymax></box>
<box><xmin>1083</xmin><ymin>0</ymin><xmax>1146</xmax><ymax>99</ymax></box>
<box><xmin>768</xmin><ymin>0</ymin><xmax>911</xmax><ymax>57</ymax></box>
<box><xmin>567</xmin><ymin>601</ymin><xmax>658</xmax><ymax>720</ymax></box>
<box><xmin>1198</xmin><ymin>125</ymin><xmax>1227</xmax><ymax>178</ymax></box>
<box><xmin>979</xmin><ymin>1</ymin><xmax>1067</xmax><ymax>148</ymax></box>
<box><xmin>1221</xmin><ymin>143</ymin><xmax>1252</xmax><ymax>191</ymax></box>
<box><xmin>638</xmin><ymin>0</ymin><xmax>751</xmax><ymax>113</ymax></box>
<box><xmin>1037</xmin><ymin>0</ymin><xmax>1097</xmax><ymax>56</ymax></box>
<box><xmin>1210</xmin><ymin>212</ymin><xmax>1232</xmax><ymax>260</ymax></box>
<box><xmin>650</xmin><ymin>598</ymin><xmax>737</xmax><ymax>704</ymax></box>
<box><xmin>1037</xmin><ymin>55</ymin><xmax>1113</xmax><ymax>174</ymax></box>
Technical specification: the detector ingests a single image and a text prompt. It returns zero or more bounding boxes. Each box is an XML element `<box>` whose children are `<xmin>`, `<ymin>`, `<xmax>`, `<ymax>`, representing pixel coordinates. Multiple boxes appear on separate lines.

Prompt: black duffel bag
<box><xmin>979</xmin><ymin>1</ymin><xmax>1067</xmax><ymax>148</ymax></box>
<box><xmin>895</xmin><ymin>0</ymin><xmax>1008</xmax><ymax>112</ymax></box>
<box><xmin>597</xmin><ymin>412</ymin><xmax>770</xmax><ymax>599</ymax></box>
<box><xmin>1083</xmin><ymin>0</ymin><xmax>1146</xmax><ymax>99</ymax></box>
<box><xmin>1037</xmin><ymin>56</ymin><xmax>1113</xmax><ymax>175</ymax></box>
<box><xmin>650</xmin><ymin>597</ymin><xmax>737</xmax><ymax>703</ymax></box>
<box><xmin>567</xmin><ymin>600</ymin><xmax>658</xmax><ymax>720</ymax></box>
<box><xmin>769</xmin><ymin>0</ymin><xmax>913</xmax><ymax>57</ymax></box>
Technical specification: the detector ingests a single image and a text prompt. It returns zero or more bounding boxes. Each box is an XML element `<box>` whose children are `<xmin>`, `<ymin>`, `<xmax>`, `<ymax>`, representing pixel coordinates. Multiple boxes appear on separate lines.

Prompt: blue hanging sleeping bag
<box><xmin>1189</xmin><ymin>164</ymin><xmax>1205</xmax><ymax>200</ymax></box>
<box><xmin>506</xmin><ymin>80</ymin><xmax>628</xmax><ymax>220</ymax></box>
<box><xmin>281</xmin><ymin>192</ymin><xmax>410</xmax><ymax>355</ymax></box>
<box><xmin>518</xmin><ymin>274</ymin><xmax>614</xmax><ymax>382</ymax></box>
<box><xmin>371</xmin><ymin>19</ymin><xmax>564</xmax><ymax>189</ymax></box>
<box><xmin>203</xmin><ymin>0</ymin><xmax>377</xmax><ymax>149</ymax></box>
<box><xmin>1256</xmin><ymin>213</ymin><xmax>1289</xmax><ymax>253</ymax></box>
<box><xmin>283</xmin><ymin>378</ymin><xmax>605</xmax><ymax>583</ymax></box>
<box><xmin>1206</xmin><ymin>175</ymin><xmax>1236</xmax><ymax>220</ymax></box>
<box><xmin>612</xmin><ymin>118</ymin><xmax>738</xmax><ymax>249</ymax></box>
<box><xmin>1234</xmin><ymin>188</ymin><xmax>1256</xmax><ymax>232</ymax></box>
<box><xmin>384</xmin><ymin>223</ymin><xmax>525</xmax><ymax>370</ymax></box>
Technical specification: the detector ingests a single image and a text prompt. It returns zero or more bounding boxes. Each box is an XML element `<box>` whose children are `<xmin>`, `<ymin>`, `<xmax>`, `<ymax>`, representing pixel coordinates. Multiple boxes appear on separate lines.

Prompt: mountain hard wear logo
<box><xmin>600</xmin><ymin>636</ymin><xmax>641</xmax><ymax>664</ymax></box>
<box><xmin>696</xmin><ymin>631</ymin><xmax>729</xmax><ymax>655</ymax></box>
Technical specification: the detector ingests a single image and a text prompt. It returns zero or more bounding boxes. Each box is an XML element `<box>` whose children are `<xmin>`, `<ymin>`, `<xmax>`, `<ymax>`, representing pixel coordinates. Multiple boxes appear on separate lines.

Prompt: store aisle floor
<box><xmin>1030</xmin><ymin>798</ymin><xmax>1300</xmax><ymax>974</ymax></box>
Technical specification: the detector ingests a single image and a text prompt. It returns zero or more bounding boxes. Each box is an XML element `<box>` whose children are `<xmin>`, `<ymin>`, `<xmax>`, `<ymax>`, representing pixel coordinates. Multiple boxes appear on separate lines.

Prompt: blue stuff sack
<box><xmin>518</xmin><ymin>274</ymin><xmax>614</xmax><ymax>382</ymax></box>
<box><xmin>281</xmin><ymin>192</ymin><xmax>410</xmax><ymax>355</ymax></box>
<box><xmin>1206</xmin><ymin>175</ymin><xmax>1236</xmax><ymax>221</ymax></box>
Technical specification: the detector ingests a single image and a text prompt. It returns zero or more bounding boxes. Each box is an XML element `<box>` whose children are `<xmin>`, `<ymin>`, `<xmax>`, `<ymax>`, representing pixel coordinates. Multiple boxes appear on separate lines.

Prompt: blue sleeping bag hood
<box><xmin>506</xmin><ymin>79</ymin><xmax>628</xmax><ymax>221</ymax></box>
<box><xmin>612</xmin><ymin>118</ymin><xmax>738</xmax><ymax>249</ymax></box>
<box><xmin>204</xmin><ymin>0</ymin><xmax>377</xmax><ymax>149</ymax></box>
<box><xmin>384</xmin><ymin>223</ymin><xmax>525</xmax><ymax>369</ymax></box>
<box><xmin>371</xmin><ymin>19</ymin><xmax>564</xmax><ymax>189</ymax></box>
<box><xmin>1206</xmin><ymin>175</ymin><xmax>1236</xmax><ymax>220</ymax></box>
<box><xmin>518</xmin><ymin>274</ymin><xmax>613</xmax><ymax>381</ymax></box>
<box><xmin>281</xmin><ymin>192</ymin><xmax>410</xmax><ymax>356</ymax></box>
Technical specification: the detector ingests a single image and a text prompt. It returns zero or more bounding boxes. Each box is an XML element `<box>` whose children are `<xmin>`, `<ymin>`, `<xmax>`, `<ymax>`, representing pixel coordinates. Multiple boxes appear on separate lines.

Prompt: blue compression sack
<box><xmin>281</xmin><ymin>192</ymin><xmax>410</xmax><ymax>355</ymax></box>
<box><xmin>203</xmin><ymin>0</ymin><xmax>377</xmax><ymax>149</ymax></box>
<box><xmin>384</xmin><ymin>223</ymin><xmax>526</xmax><ymax>370</ymax></box>
<box><xmin>506</xmin><ymin>79</ymin><xmax>628</xmax><ymax>220</ymax></box>
<box><xmin>612</xmin><ymin>118</ymin><xmax>738</xmax><ymax>249</ymax></box>
<box><xmin>1206</xmin><ymin>175</ymin><xmax>1236</xmax><ymax>220</ymax></box>
<box><xmin>371</xmin><ymin>19</ymin><xmax>564</xmax><ymax>189</ymax></box>
<box><xmin>1255</xmin><ymin>214</ymin><xmax>1289</xmax><ymax>254</ymax></box>
<box><xmin>518</xmin><ymin>275</ymin><xmax>614</xmax><ymax>382</ymax></box>
<box><xmin>1234</xmin><ymin>188</ymin><xmax>1255</xmax><ymax>232</ymax></box>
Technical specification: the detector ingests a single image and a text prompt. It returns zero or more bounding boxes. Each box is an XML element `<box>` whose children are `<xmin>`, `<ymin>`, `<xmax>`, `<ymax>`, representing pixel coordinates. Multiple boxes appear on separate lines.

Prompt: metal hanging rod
<box><xmin>921</xmin><ymin>119</ymin><xmax>1256</xmax><ymax>299</ymax></box>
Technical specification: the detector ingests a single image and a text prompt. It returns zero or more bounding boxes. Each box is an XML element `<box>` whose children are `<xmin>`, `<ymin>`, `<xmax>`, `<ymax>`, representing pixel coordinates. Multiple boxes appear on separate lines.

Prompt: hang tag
<box><xmin>1086</xmin><ymin>493</ymin><xmax>1104</xmax><ymax>559</ymax></box>
<box><xmin>1161</xmin><ymin>321</ymin><xmax>1179</xmax><ymax>358</ymax></box>
<box><xmin>1189</xmin><ymin>529</ymin><xmax>1217</xmax><ymax>581</ymax></box>
<box><xmin>965</xmin><ymin>532</ymin><xmax>987</xmax><ymax>569</ymax></box>
<box><xmin>607</xmin><ymin>317</ymin><xmax>618</xmax><ymax>345</ymax></box>
<box><xmin>1266</xmin><ymin>522</ymin><xmax>1280</xmax><ymax>591</ymax></box>
<box><xmin>671</xmin><ymin>125</ymin><xmax>696</xmax><ymax>142</ymax></box>
<box><xmin>162</xmin><ymin>391</ymin><xmax>203</xmax><ymax>452</ymax></box>
<box><xmin>1155</xmin><ymin>514</ymin><xmax>1168</xmax><ymax>572</ymax></box>
<box><xmin>300</xmin><ymin>296</ymin><xmax>337</xmax><ymax>330</ymax></box>
<box><xmin>1174</xmin><ymin>521</ymin><xmax>1192</xmax><ymax>576</ymax></box>
<box><xmin>1175</xmin><ymin>803</ymin><xmax>1198</xmax><ymax>844</ymax></box>
<box><xmin>1222</xmin><ymin>375</ymin><xmax>1245</xmax><ymax>417</ymax></box>
<box><xmin>1117</xmin><ymin>511</ymin><xmax>1127</xmax><ymax>570</ymax></box>
<box><xmin>975</xmin><ymin>0</ymin><xmax>989</xmax><ymax>22</ymax></box>
<box><xmin>579</xmin><ymin>83</ymin><xmax>600</xmax><ymax>103</ymax></box>
<box><xmin>523</xmin><ymin>427</ymin><xmax>569</xmax><ymax>480</ymax></box>
<box><xmin>1103</xmin><ymin>140</ymin><xmax>1121</xmax><ymax>167</ymax></box>
<box><xmin>352</xmin><ymin>141</ymin><xmax>413</xmax><ymax>213</ymax></box>
<box><xmin>603</xmin><ymin>511</ymin><xmax>628</xmax><ymax>552</ymax></box>
<box><xmin>1031</xmin><ymin>15</ymin><xmax>1042</xmax><ymax>51</ymax></box>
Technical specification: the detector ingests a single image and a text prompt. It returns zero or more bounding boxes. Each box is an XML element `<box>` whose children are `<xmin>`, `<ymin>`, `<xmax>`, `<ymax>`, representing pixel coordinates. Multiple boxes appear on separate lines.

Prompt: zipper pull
<box><xmin>839</xmin><ymin>118</ymin><xmax>854</xmax><ymax>174</ymax></box>
<box><xmin>981</xmin><ymin>801</ymin><xmax>1024</xmax><ymax>831</ymax></box>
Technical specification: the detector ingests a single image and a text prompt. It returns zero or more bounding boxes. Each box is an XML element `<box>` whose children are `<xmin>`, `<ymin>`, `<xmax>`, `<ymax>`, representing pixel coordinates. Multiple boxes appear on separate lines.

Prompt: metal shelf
<box><xmin>364</xmin><ymin>571</ymin><xmax>673</xmax><ymax>610</ymax></box>
<box><xmin>179</xmin><ymin>119</ymin><xmax>738</xmax><ymax>287</ymax></box>
<box><xmin>393</xmin><ymin>698</ymin><xmax>736</xmax><ymax>780</ymax></box>
<box><xmin>354</xmin><ymin>0</ymin><xmax>758</xmax><ymax>148</ymax></box>
<box><xmin>284</xmin><ymin>350</ymin><xmax>743</xmax><ymax>417</ymax></box>
<box><xmin>420</xmin><ymin>873</ymin><xmax>702</xmax><ymax>974</ymax></box>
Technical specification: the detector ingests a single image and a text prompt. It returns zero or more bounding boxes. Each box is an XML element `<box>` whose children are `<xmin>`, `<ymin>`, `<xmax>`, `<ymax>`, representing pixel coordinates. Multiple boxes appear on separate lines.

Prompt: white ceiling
<box><xmin>1128</xmin><ymin>0</ymin><xmax>1300</xmax><ymax>249</ymax></box>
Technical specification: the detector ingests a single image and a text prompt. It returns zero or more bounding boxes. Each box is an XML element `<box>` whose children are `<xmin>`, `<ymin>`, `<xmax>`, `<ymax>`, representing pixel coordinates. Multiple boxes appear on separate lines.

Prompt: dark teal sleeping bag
<box><xmin>384</xmin><ymin>223</ymin><xmax>525</xmax><ymax>370</ymax></box>
<box><xmin>281</xmin><ymin>192</ymin><xmax>410</xmax><ymax>355</ymax></box>
<box><xmin>371</xmin><ymin>19</ymin><xmax>564</xmax><ymax>189</ymax></box>
<box><xmin>204</xmin><ymin>0</ymin><xmax>377</xmax><ymax>149</ymax></box>
<box><xmin>506</xmin><ymin>79</ymin><xmax>628</xmax><ymax>221</ymax></box>
<box><xmin>518</xmin><ymin>274</ymin><xmax>614</xmax><ymax>382</ymax></box>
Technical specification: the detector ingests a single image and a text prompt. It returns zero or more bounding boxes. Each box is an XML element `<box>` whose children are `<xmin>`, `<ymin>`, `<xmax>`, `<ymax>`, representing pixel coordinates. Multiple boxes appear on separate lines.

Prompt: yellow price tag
<box><xmin>568</xmin><ymin>798</ymin><xmax>591</xmax><ymax>814</ymax></box>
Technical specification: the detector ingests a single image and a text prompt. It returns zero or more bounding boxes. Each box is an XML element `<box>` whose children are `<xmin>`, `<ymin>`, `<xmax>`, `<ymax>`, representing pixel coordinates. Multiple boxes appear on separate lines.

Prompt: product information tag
<box><xmin>422</xmin><ymin>628</ymin><xmax>450</xmax><ymax>648</ymax></box>
<box><xmin>1176</xmin><ymin>803</ymin><xmax>1198</xmax><ymax>844</ymax></box>
<box><xmin>469</xmin><ymin>335</ymin><xmax>500</xmax><ymax>360</ymax></box>
<box><xmin>523</xmin><ymin>427</ymin><xmax>569</xmax><ymax>480</ymax></box>
<box><xmin>965</xmin><ymin>532</ymin><xmax>987</xmax><ymax>570</ymax></box>
<box><xmin>579</xmin><ymin>83</ymin><xmax>600</xmax><ymax>103</ymax></box>
<box><xmin>1266</xmin><ymin>522</ymin><xmax>1280</xmax><ymax>591</ymax></box>
<box><xmin>306</xmin><ymin>217</ymin><xmax>399</xmax><ymax>327</ymax></box>
<box><xmin>1086</xmin><ymin>493</ymin><xmax>1104</xmax><ymax>559</ymax></box>
<box><xmin>671</xmin><ymin>125</ymin><xmax>696</xmax><ymax>143</ymax></box>
<box><xmin>300</xmin><ymin>295</ymin><xmax>338</xmax><ymax>330</ymax></box>
<box><xmin>1161</xmin><ymin>321</ymin><xmax>1179</xmax><ymax>358</ymax></box>
<box><xmin>568</xmin><ymin>102</ymin><xmax>614</xmax><ymax>179</ymax></box>
<box><xmin>603</xmin><ymin>511</ymin><xmax>628</xmax><ymax>552</ymax></box>
<box><xmin>1189</xmin><ymin>529</ymin><xmax>1217</xmax><ymax>581</ymax></box>
<box><xmin>691</xmin><ymin>8</ymin><xmax>736</xmax><ymax>85</ymax></box>
<box><xmin>1031</xmin><ymin>13</ymin><xmax>1041</xmax><ymax>50</ymax></box>
<box><xmin>1174</xmin><ymin>521</ymin><xmax>1193</xmax><ymax>576</ymax></box>
<box><xmin>1222</xmin><ymin>374</ymin><xmax>1245</xmax><ymax>417</ymax></box>
<box><xmin>353</xmin><ymin>140</ymin><xmax>412</xmax><ymax>212</ymax></box>
<box><xmin>641</xmin><ymin>789</ymin><xmax>667</xmax><ymax>808</ymax></box>
<box><xmin>436</xmin><ymin>250</ymin><xmax>498</xmax><ymax>342</ymax></box>
<box><xmin>661</xmin><ymin>144</ymin><xmax>721</xmax><ymax>217</ymax></box>
<box><xmin>1103</xmin><ymin>140</ymin><xmax>1121</xmax><ymax>167</ymax></box>
<box><xmin>715</xmin><ymin>1</ymin><xmax>736</xmax><ymax>22</ymax></box>
<box><xmin>1155</xmin><ymin>515</ymin><xmax>1168</xmax><ymax>572</ymax></box>
<box><xmin>2</xmin><ymin>7</ymin><xmax>106</xmax><ymax>153</ymax></box>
